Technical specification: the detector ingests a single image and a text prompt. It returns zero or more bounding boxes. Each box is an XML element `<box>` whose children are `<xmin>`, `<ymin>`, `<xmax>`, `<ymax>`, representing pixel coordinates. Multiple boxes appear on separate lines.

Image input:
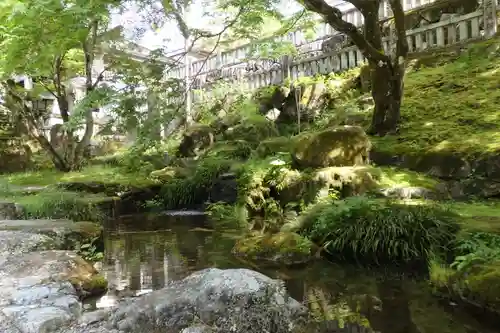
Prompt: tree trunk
<box><xmin>1</xmin><ymin>80</ymin><xmax>71</xmax><ymax>171</ymax></box>
<box><xmin>368</xmin><ymin>60</ymin><xmax>404</xmax><ymax>136</ymax></box>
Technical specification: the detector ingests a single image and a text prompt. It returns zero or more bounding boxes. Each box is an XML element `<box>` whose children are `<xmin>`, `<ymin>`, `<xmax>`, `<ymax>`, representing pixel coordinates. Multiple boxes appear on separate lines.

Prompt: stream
<box><xmin>87</xmin><ymin>211</ymin><xmax>499</xmax><ymax>333</ymax></box>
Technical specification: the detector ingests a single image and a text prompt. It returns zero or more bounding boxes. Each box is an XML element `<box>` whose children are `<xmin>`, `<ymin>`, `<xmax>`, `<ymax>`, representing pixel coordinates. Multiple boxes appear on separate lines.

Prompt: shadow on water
<box><xmin>89</xmin><ymin>212</ymin><xmax>499</xmax><ymax>333</ymax></box>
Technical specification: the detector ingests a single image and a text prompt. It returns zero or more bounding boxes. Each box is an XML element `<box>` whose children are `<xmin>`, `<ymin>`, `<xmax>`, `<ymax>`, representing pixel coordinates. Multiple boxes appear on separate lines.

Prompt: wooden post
<box><xmin>281</xmin><ymin>55</ymin><xmax>291</xmax><ymax>85</ymax></box>
<box><xmin>182</xmin><ymin>3</ymin><xmax>193</xmax><ymax>127</ymax></box>
<box><xmin>483</xmin><ymin>0</ymin><xmax>498</xmax><ymax>38</ymax></box>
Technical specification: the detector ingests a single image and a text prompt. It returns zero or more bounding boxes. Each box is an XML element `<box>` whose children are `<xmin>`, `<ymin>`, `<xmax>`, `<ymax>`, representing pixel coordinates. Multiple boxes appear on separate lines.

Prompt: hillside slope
<box><xmin>337</xmin><ymin>38</ymin><xmax>500</xmax><ymax>156</ymax></box>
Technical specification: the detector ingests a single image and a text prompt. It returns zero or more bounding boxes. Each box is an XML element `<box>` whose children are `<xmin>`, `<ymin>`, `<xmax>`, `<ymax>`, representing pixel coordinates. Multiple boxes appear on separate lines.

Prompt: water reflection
<box><xmin>93</xmin><ymin>213</ymin><xmax>497</xmax><ymax>333</ymax></box>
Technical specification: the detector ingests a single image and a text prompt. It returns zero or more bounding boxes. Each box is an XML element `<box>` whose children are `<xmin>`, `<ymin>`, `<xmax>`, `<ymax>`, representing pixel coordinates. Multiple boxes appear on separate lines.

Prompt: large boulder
<box><xmin>224</xmin><ymin>117</ymin><xmax>279</xmax><ymax>144</ymax></box>
<box><xmin>292</xmin><ymin>126</ymin><xmax>371</xmax><ymax>169</ymax></box>
<box><xmin>0</xmin><ymin>141</ymin><xmax>32</xmax><ymax>173</ymax></box>
<box><xmin>277</xmin><ymin>166</ymin><xmax>378</xmax><ymax>207</ymax></box>
<box><xmin>74</xmin><ymin>268</ymin><xmax>308</xmax><ymax>333</ymax></box>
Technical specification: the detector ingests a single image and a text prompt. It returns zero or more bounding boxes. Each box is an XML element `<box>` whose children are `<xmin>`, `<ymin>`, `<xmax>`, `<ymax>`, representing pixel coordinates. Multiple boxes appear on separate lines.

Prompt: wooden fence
<box><xmin>165</xmin><ymin>0</ymin><xmax>499</xmax><ymax>99</ymax></box>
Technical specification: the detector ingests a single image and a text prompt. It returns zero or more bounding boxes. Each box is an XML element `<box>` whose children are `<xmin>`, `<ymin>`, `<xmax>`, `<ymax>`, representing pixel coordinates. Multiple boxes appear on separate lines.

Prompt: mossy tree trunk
<box><xmin>300</xmin><ymin>0</ymin><xmax>409</xmax><ymax>136</ymax></box>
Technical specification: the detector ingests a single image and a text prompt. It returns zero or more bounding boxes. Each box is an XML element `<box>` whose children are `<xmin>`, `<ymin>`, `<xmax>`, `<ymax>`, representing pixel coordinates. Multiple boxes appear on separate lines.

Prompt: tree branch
<box><xmin>91</xmin><ymin>64</ymin><xmax>113</xmax><ymax>89</ymax></box>
<box><xmin>299</xmin><ymin>0</ymin><xmax>388</xmax><ymax>63</ymax></box>
<box><xmin>388</xmin><ymin>0</ymin><xmax>409</xmax><ymax>59</ymax></box>
<box><xmin>38</xmin><ymin>81</ymin><xmax>58</xmax><ymax>99</ymax></box>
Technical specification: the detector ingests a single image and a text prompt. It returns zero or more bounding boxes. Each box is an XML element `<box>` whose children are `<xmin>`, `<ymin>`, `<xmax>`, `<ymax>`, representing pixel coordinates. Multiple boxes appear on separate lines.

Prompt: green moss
<box><xmin>232</xmin><ymin>231</ymin><xmax>316</xmax><ymax>266</ymax></box>
<box><xmin>430</xmin><ymin>260</ymin><xmax>500</xmax><ymax>316</ymax></box>
<box><xmin>81</xmin><ymin>274</ymin><xmax>108</xmax><ymax>295</ymax></box>
<box><xmin>450</xmin><ymin>200</ymin><xmax>500</xmax><ymax>233</ymax></box>
<box><xmin>292</xmin><ymin>126</ymin><xmax>371</xmax><ymax>169</ymax></box>
<box><xmin>225</xmin><ymin>115</ymin><xmax>279</xmax><ymax>144</ymax></box>
<box><xmin>2</xmin><ymin>190</ymin><xmax>111</xmax><ymax>222</ymax></box>
<box><xmin>372</xmin><ymin>38</ymin><xmax>500</xmax><ymax>156</ymax></box>
<box><xmin>255</xmin><ymin>136</ymin><xmax>293</xmax><ymax>158</ymax></box>
<box><xmin>2</xmin><ymin>164</ymin><xmax>154</xmax><ymax>188</ymax></box>
<box><xmin>369</xmin><ymin>166</ymin><xmax>440</xmax><ymax>189</ymax></box>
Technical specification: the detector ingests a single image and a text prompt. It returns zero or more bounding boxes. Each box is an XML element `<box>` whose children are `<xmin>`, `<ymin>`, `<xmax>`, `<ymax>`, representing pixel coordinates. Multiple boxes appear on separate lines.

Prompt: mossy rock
<box><xmin>54</xmin><ymin>252</ymin><xmax>108</xmax><ymax>300</ymax></box>
<box><xmin>232</xmin><ymin>231</ymin><xmax>317</xmax><ymax>267</ymax></box>
<box><xmin>177</xmin><ymin>124</ymin><xmax>215</xmax><ymax>157</ymax></box>
<box><xmin>150</xmin><ymin>166</ymin><xmax>192</xmax><ymax>181</ymax></box>
<box><xmin>224</xmin><ymin>117</ymin><xmax>279</xmax><ymax>144</ymax></box>
<box><xmin>255</xmin><ymin>137</ymin><xmax>292</xmax><ymax>158</ymax></box>
<box><xmin>80</xmin><ymin>274</ymin><xmax>108</xmax><ymax>297</ymax></box>
<box><xmin>442</xmin><ymin>262</ymin><xmax>500</xmax><ymax>314</ymax></box>
<box><xmin>277</xmin><ymin>166</ymin><xmax>378</xmax><ymax>207</ymax></box>
<box><xmin>292</xmin><ymin>126</ymin><xmax>371</xmax><ymax>169</ymax></box>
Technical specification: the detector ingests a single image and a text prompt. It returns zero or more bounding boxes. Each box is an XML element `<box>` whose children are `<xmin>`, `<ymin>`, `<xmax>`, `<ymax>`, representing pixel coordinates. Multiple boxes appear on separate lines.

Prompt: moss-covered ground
<box><xmin>0</xmin><ymin>164</ymin><xmax>155</xmax><ymax>221</ymax></box>
<box><xmin>2</xmin><ymin>164</ymin><xmax>154</xmax><ymax>187</ymax></box>
<box><xmin>317</xmin><ymin>38</ymin><xmax>500</xmax><ymax>157</ymax></box>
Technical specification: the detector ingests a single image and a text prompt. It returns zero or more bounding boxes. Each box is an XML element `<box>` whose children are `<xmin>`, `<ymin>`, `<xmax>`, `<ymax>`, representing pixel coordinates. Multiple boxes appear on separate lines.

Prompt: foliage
<box><xmin>451</xmin><ymin>232</ymin><xmax>500</xmax><ymax>274</ymax></box>
<box><xmin>0</xmin><ymin>0</ymin><xmax>123</xmax><ymax>171</ymax></box>
<box><xmin>206</xmin><ymin>202</ymin><xmax>249</xmax><ymax>229</ymax></box>
<box><xmin>76</xmin><ymin>235</ymin><xmax>105</xmax><ymax>262</ymax></box>
<box><xmin>160</xmin><ymin>157</ymin><xmax>233</xmax><ymax>209</ymax></box>
<box><xmin>205</xmin><ymin>140</ymin><xmax>253</xmax><ymax>160</ymax></box>
<box><xmin>300</xmin><ymin>197</ymin><xmax>461</xmax><ymax>267</ymax></box>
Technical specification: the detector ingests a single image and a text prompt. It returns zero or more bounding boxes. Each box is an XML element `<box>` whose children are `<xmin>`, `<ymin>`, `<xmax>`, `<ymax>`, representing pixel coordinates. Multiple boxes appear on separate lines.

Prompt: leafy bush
<box><xmin>301</xmin><ymin>197</ymin><xmax>460</xmax><ymax>267</ymax></box>
<box><xmin>160</xmin><ymin>157</ymin><xmax>233</xmax><ymax>209</ymax></box>
<box><xmin>205</xmin><ymin>140</ymin><xmax>253</xmax><ymax>160</ymax></box>
<box><xmin>206</xmin><ymin>202</ymin><xmax>248</xmax><ymax>229</ymax></box>
<box><xmin>451</xmin><ymin>231</ymin><xmax>500</xmax><ymax>274</ymax></box>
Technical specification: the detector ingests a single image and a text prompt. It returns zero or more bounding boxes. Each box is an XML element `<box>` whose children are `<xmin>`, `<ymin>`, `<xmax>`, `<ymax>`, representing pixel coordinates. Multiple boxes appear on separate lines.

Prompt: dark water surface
<box><xmin>90</xmin><ymin>212</ymin><xmax>498</xmax><ymax>333</ymax></box>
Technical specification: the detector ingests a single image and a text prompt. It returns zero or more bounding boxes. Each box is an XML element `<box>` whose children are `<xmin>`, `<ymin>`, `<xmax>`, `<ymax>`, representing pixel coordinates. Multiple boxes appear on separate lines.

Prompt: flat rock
<box><xmin>378</xmin><ymin>186</ymin><xmax>438</xmax><ymax>199</ymax></box>
<box><xmin>0</xmin><ymin>220</ymin><xmax>102</xmax><ymax>250</ymax></box>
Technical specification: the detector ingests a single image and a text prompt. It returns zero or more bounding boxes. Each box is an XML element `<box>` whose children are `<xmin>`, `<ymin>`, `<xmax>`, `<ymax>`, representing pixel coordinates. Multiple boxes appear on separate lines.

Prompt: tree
<box><xmin>0</xmin><ymin>0</ymin><xmax>123</xmax><ymax>171</ymax></box>
<box><xmin>298</xmin><ymin>0</ymin><xmax>408</xmax><ymax>136</ymax></box>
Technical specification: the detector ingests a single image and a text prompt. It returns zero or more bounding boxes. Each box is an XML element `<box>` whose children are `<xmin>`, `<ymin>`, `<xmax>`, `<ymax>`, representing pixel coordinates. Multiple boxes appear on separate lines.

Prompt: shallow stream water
<box><xmin>88</xmin><ymin>212</ymin><xmax>499</xmax><ymax>333</ymax></box>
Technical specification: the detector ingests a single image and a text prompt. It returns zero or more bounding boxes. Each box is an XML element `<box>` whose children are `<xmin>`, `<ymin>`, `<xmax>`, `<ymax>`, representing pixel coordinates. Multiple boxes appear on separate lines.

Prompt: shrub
<box><xmin>160</xmin><ymin>157</ymin><xmax>233</xmax><ymax>209</ymax></box>
<box><xmin>301</xmin><ymin>197</ymin><xmax>460</xmax><ymax>267</ymax></box>
<box><xmin>206</xmin><ymin>202</ymin><xmax>248</xmax><ymax>230</ymax></box>
<box><xmin>205</xmin><ymin>140</ymin><xmax>253</xmax><ymax>160</ymax></box>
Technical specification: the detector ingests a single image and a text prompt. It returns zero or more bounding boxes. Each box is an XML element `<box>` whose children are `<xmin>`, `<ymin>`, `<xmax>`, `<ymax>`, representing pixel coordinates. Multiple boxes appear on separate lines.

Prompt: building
<box><xmin>10</xmin><ymin>27</ymin><xmax>176</xmax><ymax>144</ymax></box>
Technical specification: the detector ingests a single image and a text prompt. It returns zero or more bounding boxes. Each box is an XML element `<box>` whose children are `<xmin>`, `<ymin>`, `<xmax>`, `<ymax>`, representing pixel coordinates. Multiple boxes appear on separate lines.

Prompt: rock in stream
<box><xmin>0</xmin><ymin>221</ymin><xmax>309</xmax><ymax>333</ymax></box>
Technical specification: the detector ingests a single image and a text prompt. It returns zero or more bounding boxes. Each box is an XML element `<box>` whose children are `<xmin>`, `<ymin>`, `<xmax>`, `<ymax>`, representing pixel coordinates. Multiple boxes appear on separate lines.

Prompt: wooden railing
<box><xmin>185</xmin><ymin>8</ymin><xmax>487</xmax><ymax>95</ymax></box>
<box><xmin>166</xmin><ymin>0</ymin><xmax>486</xmax><ymax>80</ymax></box>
